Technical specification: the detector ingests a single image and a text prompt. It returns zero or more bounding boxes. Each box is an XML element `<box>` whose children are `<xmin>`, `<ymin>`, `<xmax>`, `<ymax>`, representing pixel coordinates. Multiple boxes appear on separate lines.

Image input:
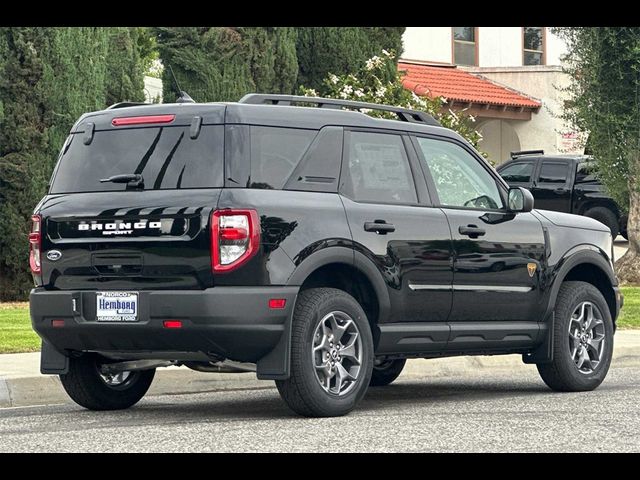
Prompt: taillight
<box><xmin>29</xmin><ymin>214</ymin><xmax>42</xmax><ymax>275</ymax></box>
<box><xmin>211</xmin><ymin>209</ymin><xmax>260</xmax><ymax>273</ymax></box>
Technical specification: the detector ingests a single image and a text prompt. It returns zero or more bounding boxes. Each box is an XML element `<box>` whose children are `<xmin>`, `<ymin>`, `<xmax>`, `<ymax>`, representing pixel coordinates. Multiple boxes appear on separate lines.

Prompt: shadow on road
<box><xmin>114</xmin><ymin>376</ymin><xmax>557</xmax><ymax>421</ymax></box>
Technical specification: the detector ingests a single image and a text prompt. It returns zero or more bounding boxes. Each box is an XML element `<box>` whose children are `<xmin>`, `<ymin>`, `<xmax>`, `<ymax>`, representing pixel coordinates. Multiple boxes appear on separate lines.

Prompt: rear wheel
<box><xmin>584</xmin><ymin>207</ymin><xmax>619</xmax><ymax>238</ymax></box>
<box><xmin>537</xmin><ymin>281</ymin><xmax>614</xmax><ymax>392</ymax></box>
<box><xmin>276</xmin><ymin>288</ymin><xmax>374</xmax><ymax>417</ymax></box>
<box><xmin>370</xmin><ymin>358</ymin><xmax>406</xmax><ymax>386</ymax></box>
<box><xmin>60</xmin><ymin>354</ymin><xmax>155</xmax><ymax>410</ymax></box>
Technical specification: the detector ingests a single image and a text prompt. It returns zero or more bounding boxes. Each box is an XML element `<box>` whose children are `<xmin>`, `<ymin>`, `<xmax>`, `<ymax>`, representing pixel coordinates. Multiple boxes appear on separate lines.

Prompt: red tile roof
<box><xmin>399</xmin><ymin>62</ymin><xmax>541</xmax><ymax>109</ymax></box>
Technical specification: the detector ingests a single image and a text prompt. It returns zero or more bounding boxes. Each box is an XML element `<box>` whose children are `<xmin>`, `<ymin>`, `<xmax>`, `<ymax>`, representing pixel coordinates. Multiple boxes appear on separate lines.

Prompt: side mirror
<box><xmin>508</xmin><ymin>187</ymin><xmax>534</xmax><ymax>213</ymax></box>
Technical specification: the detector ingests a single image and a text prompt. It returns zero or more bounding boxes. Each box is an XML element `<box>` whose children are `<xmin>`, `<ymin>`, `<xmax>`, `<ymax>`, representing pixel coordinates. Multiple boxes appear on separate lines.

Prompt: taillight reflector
<box><xmin>112</xmin><ymin>114</ymin><xmax>175</xmax><ymax>127</ymax></box>
<box><xmin>211</xmin><ymin>209</ymin><xmax>260</xmax><ymax>273</ymax></box>
<box><xmin>51</xmin><ymin>319</ymin><xmax>65</xmax><ymax>328</ymax></box>
<box><xmin>163</xmin><ymin>320</ymin><xmax>183</xmax><ymax>329</ymax></box>
<box><xmin>29</xmin><ymin>214</ymin><xmax>42</xmax><ymax>275</ymax></box>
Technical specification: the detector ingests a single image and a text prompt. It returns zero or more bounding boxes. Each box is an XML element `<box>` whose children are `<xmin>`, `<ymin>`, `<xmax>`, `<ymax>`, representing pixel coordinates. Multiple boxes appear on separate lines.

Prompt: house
<box><xmin>401</xmin><ymin>27</ymin><xmax>582</xmax><ymax>164</ymax></box>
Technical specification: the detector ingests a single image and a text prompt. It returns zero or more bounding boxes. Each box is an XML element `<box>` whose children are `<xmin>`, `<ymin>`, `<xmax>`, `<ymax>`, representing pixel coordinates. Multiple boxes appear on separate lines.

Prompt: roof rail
<box><xmin>510</xmin><ymin>149</ymin><xmax>544</xmax><ymax>159</ymax></box>
<box><xmin>107</xmin><ymin>102</ymin><xmax>151</xmax><ymax>110</ymax></box>
<box><xmin>238</xmin><ymin>94</ymin><xmax>441</xmax><ymax>126</ymax></box>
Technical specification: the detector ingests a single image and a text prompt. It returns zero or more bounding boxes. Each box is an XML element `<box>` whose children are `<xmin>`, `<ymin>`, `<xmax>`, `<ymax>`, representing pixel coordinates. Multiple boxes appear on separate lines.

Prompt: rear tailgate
<box><xmin>36</xmin><ymin>104</ymin><xmax>225</xmax><ymax>291</ymax></box>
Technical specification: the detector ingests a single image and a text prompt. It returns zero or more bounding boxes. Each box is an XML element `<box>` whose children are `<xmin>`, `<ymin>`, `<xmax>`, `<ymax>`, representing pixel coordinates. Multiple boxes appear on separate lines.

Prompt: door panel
<box><xmin>445</xmin><ymin>209</ymin><xmax>546</xmax><ymax>321</ymax></box>
<box><xmin>531</xmin><ymin>161</ymin><xmax>572</xmax><ymax>212</ymax></box>
<box><xmin>342</xmin><ymin>198</ymin><xmax>453</xmax><ymax>323</ymax></box>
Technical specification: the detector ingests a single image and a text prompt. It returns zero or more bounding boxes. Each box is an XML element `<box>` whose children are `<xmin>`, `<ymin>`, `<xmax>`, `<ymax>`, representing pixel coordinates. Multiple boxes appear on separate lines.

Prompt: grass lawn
<box><xmin>1</xmin><ymin>287</ymin><xmax>639</xmax><ymax>354</ymax></box>
<box><xmin>618</xmin><ymin>287</ymin><xmax>640</xmax><ymax>329</ymax></box>
<box><xmin>0</xmin><ymin>302</ymin><xmax>39</xmax><ymax>354</ymax></box>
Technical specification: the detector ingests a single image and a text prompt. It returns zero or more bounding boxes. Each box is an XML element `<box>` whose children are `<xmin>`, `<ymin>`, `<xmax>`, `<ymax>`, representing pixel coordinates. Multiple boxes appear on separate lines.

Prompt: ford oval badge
<box><xmin>47</xmin><ymin>250</ymin><xmax>62</xmax><ymax>261</ymax></box>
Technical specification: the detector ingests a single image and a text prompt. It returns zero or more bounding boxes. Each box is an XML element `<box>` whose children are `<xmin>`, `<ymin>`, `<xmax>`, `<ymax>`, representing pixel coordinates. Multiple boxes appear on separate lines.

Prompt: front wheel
<box><xmin>276</xmin><ymin>288</ymin><xmax>374</xmax><ymax>417</ymax></box>
<box><xmin>537</xmin><ymin>281</ymin><xmax>614</xmax><ymax>392</ymax></box>
<box><xmin>60</xmin><ymin>354</ymin><xmax>155</xmax><ymax>410</ymax></box>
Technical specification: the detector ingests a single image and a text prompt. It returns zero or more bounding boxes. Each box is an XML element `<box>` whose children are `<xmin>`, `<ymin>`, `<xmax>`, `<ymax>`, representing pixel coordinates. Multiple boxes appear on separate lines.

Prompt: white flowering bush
<box><xmin>300</xmin><ymin>50</ymin><xmax>484</xmax><ymax>153</ymax></box>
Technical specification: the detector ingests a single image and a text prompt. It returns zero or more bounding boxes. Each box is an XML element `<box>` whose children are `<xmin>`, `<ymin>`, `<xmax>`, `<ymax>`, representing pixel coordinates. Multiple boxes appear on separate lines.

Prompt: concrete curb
<box><xmin>2</xmin><ymin>341</ymin><xmax>639</xmax><ymax>408</ymax></box>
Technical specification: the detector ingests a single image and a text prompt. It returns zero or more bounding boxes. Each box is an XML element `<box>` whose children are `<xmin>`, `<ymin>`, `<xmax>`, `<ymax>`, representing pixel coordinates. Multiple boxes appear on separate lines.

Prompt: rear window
<box><xmin>50</xmin><ymin>125</ymin><xmax>224</xmax><ymax>194</ymax></box>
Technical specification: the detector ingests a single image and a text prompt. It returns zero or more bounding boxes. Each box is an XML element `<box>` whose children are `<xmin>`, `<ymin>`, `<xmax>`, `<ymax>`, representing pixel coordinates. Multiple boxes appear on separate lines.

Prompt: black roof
<box><xmin>70</xmin><ymin>101</ymin><xmax>463</xmax><ymax>143</ymax></box>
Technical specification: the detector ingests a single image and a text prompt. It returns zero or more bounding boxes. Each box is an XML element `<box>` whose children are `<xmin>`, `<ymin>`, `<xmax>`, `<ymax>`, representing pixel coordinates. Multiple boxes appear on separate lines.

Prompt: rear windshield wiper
<box><xmin>100</xmin><ymin>174</ymin><xmax>144</xmax><ymax>188</ymax></box>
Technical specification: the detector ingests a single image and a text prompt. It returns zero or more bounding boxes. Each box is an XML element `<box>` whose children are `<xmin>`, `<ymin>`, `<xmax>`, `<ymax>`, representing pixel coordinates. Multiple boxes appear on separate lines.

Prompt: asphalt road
<box><xmin>1</xmin><ymin>364</ymin><xmax>639</xmax><ymax>453</ymax></box>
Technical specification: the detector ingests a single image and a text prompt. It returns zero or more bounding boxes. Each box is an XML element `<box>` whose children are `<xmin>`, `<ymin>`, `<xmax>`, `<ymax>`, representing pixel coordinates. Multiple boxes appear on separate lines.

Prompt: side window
<box><xmin>538</xmin><ymin>161</ymin><xmax>569</xmax><ymax>184</ymax></box>
<box><xmin>416</xmin><ymin>137</ymin><xmax>504</xmax><ymax>210</ymax></box>
<box><xmin>249</xmin><ymin>126</ymin><xmax>317</xmax><ymax>189</ymax></box>
<box><xmin>499</xmin><ymin>161</ymin><xmax>534</xmax><ymax>183</ymax></box>
<box><xmin>342</xmin><ymin>131</ymin><xmax>417</xmax><ymax>205</ymax></box>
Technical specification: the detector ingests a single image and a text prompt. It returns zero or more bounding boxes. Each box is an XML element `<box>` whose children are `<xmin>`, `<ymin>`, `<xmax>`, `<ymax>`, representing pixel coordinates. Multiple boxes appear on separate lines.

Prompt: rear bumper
<box><xmin>30</xmin><ymin>286</ymin><xmax>299</xmax><ymax>379</ymax></box>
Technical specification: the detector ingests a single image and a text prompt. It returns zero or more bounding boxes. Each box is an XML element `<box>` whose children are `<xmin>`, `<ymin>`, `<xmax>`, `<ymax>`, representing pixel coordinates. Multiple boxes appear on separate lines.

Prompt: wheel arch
<box><xmin>547</xmin><ymin>248</ymin><xmax>617</xmax><ymax>325</ymax></box>
<box><xmin>287</xmin><ymin>247</ymin><xmax>391</xmax><ymax>340</ymax></box>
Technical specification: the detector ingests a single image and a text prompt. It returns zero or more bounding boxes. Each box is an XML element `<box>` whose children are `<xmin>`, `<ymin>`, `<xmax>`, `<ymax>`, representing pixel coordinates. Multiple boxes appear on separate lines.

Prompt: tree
<box><xmin>154</xmin><ymin>27</ymin><xmax>298</xmax><ymax>103</ymax></box>
<box><xmin>555</xmin><ymin>27</ymin><xmax>640</xmax><ymax>283</ymax></box>
<box><xmin>0</xmin><ymin>27</ymin><xmax>145</xmax><ymax>300</ymax></box>
<box><xmin>104</xmin><ymin>28</ymin><xmax>146</xmax><ymax>105</ymax></box>
<box><xmin>300</xmin><ymin>50</ymin><xmax>482</xmax><ymax>149</ymax></box>
<box><xmin>295</xmin><ymin>27</ymin><xmax>405</xmax><ymax>93</ymax></box>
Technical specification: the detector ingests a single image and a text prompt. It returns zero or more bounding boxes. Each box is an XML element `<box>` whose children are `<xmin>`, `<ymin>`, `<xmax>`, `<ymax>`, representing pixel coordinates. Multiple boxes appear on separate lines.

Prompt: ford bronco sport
<box><xmin>29</xmin><ymin>94</ymin><xmax>623</xmax><ymax>417</ymax></box>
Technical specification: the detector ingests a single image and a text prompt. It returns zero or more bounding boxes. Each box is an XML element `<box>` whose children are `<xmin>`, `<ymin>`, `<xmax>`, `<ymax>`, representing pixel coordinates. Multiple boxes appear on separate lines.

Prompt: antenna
<box><xmin>167</xmin><ymin>65</ymin><xmax>195</xmax><ymax>104</ymax></box>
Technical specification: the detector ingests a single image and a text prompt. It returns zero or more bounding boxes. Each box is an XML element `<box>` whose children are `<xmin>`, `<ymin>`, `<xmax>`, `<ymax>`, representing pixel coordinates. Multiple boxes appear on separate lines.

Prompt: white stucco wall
<box><xmin>466</xmin><ymin>67</ymin><xmax>583</xmax><ymax>162</ymax></box>
<box><xmin>402</xmin><ymin>27</ymin><xmax>452</xmax><ymax>63</ymax></box>
<box><xmin>402</xmin><ymin>27</ymin><xmax>567</xmax><ymax>67</ymax></box>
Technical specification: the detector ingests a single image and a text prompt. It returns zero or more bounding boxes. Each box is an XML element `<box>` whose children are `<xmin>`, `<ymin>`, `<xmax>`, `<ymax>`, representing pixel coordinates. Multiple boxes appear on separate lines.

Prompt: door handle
<box><xmin>554</xmin><ymin>187</ymin><xmax>568</xmax><ymax>194</ymax></box>
<box><xmin>364</xmin><ymin>220</ymin><xmax>395</xmax><ymax>235</ymax></box>
<box><xmin>458</xmin><ymin>224</ymin><xmax>486</xmax><ymax>239</ymax></box>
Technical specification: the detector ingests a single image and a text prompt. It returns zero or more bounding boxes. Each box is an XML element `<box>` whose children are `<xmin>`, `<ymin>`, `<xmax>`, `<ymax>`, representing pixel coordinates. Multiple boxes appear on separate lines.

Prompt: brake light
<box><xmin>211</xmin><ymin>209</ymin><xmax>260</xmax><ymax>273</ymax></box>
<box><xmin>29</xmin><ymin>214</ymin><xmax>42</xmax><ymax>275</ymax></box>
<box><xmin>111</xmin><ymin>115</ymin><xmax>175</xmax><ymax>127</ymax></box>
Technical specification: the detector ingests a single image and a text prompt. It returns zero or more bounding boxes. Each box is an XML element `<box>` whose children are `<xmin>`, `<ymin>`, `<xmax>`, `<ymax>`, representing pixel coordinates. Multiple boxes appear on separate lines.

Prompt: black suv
<box><xmin>497</xmin><ymin>151</ymin><xmax>628</xmax><ymax>239</ymax></box>
<box><xmin>30</xmin><ymin>95</ymin><xmax>623</xmax><ymax>417</ymax></box>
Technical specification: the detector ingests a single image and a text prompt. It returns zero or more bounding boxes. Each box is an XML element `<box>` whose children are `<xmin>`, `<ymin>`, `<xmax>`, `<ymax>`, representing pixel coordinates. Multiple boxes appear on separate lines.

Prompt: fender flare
<box><xmin>545</xmin><ymin>246</ymin><xmax>616</xmax><ymax>318</ymax></box>
<box><xmin>287</xmin><ymin>246</ymin><xmax>391</xmax><ymax>324</ymax></box>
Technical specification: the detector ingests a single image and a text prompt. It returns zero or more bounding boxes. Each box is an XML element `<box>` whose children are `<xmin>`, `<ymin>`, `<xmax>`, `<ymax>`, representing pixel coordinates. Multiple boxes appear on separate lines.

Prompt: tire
<box><xmin>370</xmin><ymin>358</ymin><xmax>406</xmax><ymax>386</ymax></box>
<box><xmin>537</xmin><ymin>281</ymin><xmax>614</xmax><ymax>392</ymax></box>
<box><xmin>584</xmin><ymin>207</ymin><xmax>619</xmax><ymax>238</ymax></box>
<box><xmin>60</xmin><ymin>354</ymin><xmax>155</xmax><ymax>410</ymax></box>
<box><xmin>276</xmin><ymin>288</ymin><xmax>374</xmax><ymax>417</ymax></box>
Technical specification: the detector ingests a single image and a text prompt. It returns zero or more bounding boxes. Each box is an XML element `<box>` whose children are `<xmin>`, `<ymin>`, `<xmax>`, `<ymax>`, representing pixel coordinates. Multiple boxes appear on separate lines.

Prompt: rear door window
<box><xmin>50</xmin><ymin>125</ymin><xmax>224</xmax><ymax>194</ymax></box>
<box><xmin>537</xmin><ymin>161</ymin><xmax>569</xmax><ymax>184</ymax></box>
<box><xmin>341</xmin><ymin>131</ymin><xmax>418</xmax><ymax>205</ymax></box>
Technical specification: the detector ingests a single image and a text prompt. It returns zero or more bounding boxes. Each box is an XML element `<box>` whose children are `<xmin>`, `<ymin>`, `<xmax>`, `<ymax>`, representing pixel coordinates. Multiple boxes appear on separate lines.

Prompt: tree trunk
<box><xmin>615</xmin><ymin>173</ymin><xmax>640</xmax><ymax>284</ymax></box>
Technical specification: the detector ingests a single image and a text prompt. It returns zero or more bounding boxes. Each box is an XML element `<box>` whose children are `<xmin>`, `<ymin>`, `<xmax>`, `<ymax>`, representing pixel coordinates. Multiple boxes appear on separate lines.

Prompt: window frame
<box><xmin>522</xmin><ymin>27</ymin><xmax>546</xmax><ymax>66</ymax></box>
<box><xmin>410</xmin><ymin>133</ymin><xmax>510</xmax><ymax>213</ymax></box>
<box><xmin>452</xmin><ymin>27</ymin><xmax>479</xmax><ymax>67</ymax></box>
<box><xmin>338</xmin><ymin>128</ymin><xmax>430</xmax><ymax>207</ymax></box>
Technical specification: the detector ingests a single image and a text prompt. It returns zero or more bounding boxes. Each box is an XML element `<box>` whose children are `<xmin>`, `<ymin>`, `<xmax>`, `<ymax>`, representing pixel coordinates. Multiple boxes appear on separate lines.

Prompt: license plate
<box><xmin>96</xmin><ymin>291</ymin><xmax>138</xmax><ymax>322</ymax></box>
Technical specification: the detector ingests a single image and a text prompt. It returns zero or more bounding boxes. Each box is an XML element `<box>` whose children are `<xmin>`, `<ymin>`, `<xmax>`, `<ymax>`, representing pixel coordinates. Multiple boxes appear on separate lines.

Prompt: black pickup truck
<box><xmin>497</xmin><ymin>151</ymin><xmax>627</xmax><ymax>239</ymax></box>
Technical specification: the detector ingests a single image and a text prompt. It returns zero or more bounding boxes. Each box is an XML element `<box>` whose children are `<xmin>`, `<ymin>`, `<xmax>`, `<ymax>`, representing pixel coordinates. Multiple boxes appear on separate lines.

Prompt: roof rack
<box><xmin>239</xmin><ymin>94</ymin><xmax>441</xmax><ymax>126</ymax></box>
<box><xmin>510</xmin><ymin>149</ymin><xmax>544</xmax><ymax>159</ymax></box>
<box><xmin>107</xmin><ymin>102</ymin><xmax>151</xmax><ymax>110</ymax></box>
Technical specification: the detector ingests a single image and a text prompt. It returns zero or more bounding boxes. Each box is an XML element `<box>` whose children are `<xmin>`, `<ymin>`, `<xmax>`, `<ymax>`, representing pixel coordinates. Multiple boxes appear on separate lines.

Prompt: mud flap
<box><xmin>40</xmin><ymin>340</ymin><xmax>69</xmax><ymax>374</ymax></box>
<box><xmin>523</xmin><ymin>313</ymin><xmax>554</xmax><ymax>364</ymax></box>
